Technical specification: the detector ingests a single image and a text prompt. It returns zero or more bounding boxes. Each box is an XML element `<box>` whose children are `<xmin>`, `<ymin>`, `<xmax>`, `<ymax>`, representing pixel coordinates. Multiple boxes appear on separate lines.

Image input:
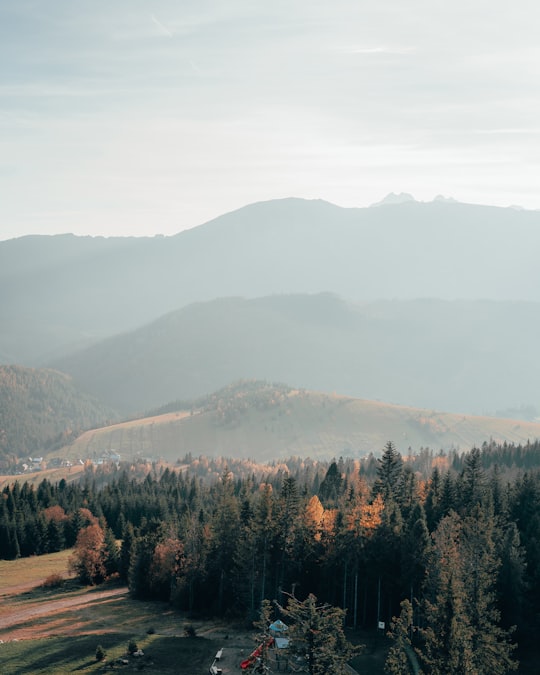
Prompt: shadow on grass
<box><xmin>0</xmin><ymin>593</ymin><xmax>133</xmax><ymax>638</ymax></box>
<box><xmin>11</xmin><ymin>581</ymin><xmax>93</xmax><ymax>606</ymax></box>
<box><xmin>0</xmin><ymin>633</ymin><xmax>223</xmax><ymax>674</ymax></box>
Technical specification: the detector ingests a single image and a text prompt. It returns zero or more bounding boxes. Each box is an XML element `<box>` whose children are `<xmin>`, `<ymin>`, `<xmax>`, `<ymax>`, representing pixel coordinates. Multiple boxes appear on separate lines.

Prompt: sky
<box><xmin>1</xmin><ymin>0</ymin><xmax>540</xmax><ymax>240</ymax></box>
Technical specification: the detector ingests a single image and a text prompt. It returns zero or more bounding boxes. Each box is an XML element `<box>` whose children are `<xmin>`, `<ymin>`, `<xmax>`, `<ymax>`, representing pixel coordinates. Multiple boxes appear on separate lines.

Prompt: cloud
<box><xmin>341</xmin><ymin>45</ymin><xmax>415</xmax><ymax>55</ymax></box>
<box><xmin>151</xmin><ymin>14</ymin><xmax>173</xmax><ymax>38</ymax></box>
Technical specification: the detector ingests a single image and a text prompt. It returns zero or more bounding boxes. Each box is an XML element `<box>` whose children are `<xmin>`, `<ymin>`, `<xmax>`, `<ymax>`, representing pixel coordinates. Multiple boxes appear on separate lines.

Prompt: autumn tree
<box><xmin>148</xmin><ymin>536</ymin><xmax>182</xmax><ymax>600</ymax></box>
<box><xmin>69</xmin><ymin>523</ymin><xmax>107</xmax><ymax>585</ymax></box>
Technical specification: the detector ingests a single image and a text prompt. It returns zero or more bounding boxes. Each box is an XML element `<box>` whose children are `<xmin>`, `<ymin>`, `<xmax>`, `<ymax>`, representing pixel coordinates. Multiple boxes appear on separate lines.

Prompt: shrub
<box><xmin>128</xmin><ymin>639</ymin><xmax>139</xmax><ymax>654</ymax></box>
<box><xmin>95</xmin><ymin>644</ymin><xmax>106</xmax><ymax>661</ymax></box>
<box><xmin>41</xmin><ymin>573</ymin><xmax>64</xmax><ymax>589</ymax></box>
<box><xmin>184</xmin><ymin>623</ymin><xmax>197</xmax><ymax>638</ymax></box>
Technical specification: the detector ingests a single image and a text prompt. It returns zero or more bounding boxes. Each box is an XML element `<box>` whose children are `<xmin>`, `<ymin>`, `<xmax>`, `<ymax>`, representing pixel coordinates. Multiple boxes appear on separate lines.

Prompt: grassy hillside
<box><xmin>54</xmin><ymin>382</ymin><xmax>540</xmax><ymax>462</ymax></box>
<box><xmin>50</xmin><ymin>294</ymin><xmax>540</xmax><ymax>417</ymax></box>
<box><xmin>0</xmin><ymin>365</ymin><xmax>118</xmax><ymax>463</ymax></box>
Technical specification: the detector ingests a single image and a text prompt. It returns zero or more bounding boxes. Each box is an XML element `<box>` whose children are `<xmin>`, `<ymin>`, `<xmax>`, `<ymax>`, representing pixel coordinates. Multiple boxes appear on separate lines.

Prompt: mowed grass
<box><xmin>0</xmin><ymin>549</ymin><xmax>73</xmax><ymax>591</ymax></box>
<box><xmin>0</xmin><ymin>551</ymin><xmax>240</xmax><ymax>674</ymax></box>
<box><xmin>0</xmin><ymin>633</ymin><xmax>222</xmax><ymax>674</ymax></box>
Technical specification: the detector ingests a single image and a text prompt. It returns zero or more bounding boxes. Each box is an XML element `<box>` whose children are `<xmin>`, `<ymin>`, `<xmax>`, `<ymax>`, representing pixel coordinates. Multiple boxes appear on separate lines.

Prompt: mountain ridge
<box><xmin>49</xmin><ymin>293</ymin><xmax>540</xmax><ymax>418</ymax></box>
<box><xmin>3</xmin><ymin>197</ymin><xmax>540</xmax><ymax>365</ymax></box>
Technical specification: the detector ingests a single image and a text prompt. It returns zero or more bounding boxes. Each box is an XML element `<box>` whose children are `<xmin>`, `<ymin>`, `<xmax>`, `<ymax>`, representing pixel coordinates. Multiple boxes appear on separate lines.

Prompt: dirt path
<box><xmin>0</xmin><ymin>587</ymin><xmax>127</xmax><ymax>639</ymax></box>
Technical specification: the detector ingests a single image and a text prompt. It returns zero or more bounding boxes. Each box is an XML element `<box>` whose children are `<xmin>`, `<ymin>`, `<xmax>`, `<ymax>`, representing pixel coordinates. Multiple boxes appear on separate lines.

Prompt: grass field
<box><xmin>0</xmin><ymin>549</ymin><xmax>73</xmax><ymax>591</ymax></box>
<box><xmin>0</xmin><ymin>633</ymin><xmax>224</xmax><ymax>674</ymax></box>
<box><xmin>0</xmin><ymin>552</ymin><xmax>253</xmax><ymax>674</ymax></box>
<box><xmin>0</xmin><ymin>551</ymin><xmax>391</xmax><ymax>674</ymax></box>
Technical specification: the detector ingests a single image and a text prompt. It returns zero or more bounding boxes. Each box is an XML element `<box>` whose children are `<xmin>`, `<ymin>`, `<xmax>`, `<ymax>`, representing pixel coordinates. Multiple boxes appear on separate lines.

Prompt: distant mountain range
<box><xmin>2</xmin><ymin>196</ymin><xmax>540</xmax><ymax>459</ymax></box>
<box><xmin>2</xmin><ymin>197</ymin><xmax>540</xmax><ymax>366</ymax></box>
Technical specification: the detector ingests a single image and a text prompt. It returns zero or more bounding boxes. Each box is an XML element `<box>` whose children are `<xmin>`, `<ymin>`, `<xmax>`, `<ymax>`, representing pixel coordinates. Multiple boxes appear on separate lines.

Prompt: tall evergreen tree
<box><xmin>318</xmin><ymin>461</ymin><xmax>343</xmax><ymax>506</ymax></box>
<box><xmin>461</xmin><ymin>447</ymin><xmax>486</xmax><ymax>509</ymax></box>
<box><xmin>420</xmin><ymin>512</ymin><xmax>474</xmax><ymax>674</ymax></box>
<box><xmin>498</xmin><ymin>521</ymin><xmax>527</xmax><ymax>631</ymax></box>
<box><xmin>208</xmin><ymin>468</ymin><xmax>240</xmax><ymax>614</ymax></box>
<box><xmin>373</xmin><ymin>442</ymin><xmax>403</xmax><ymax>502</ymax></box>
<box><xmin>277</xmin><ymin>592</ymin><xmax>355</xmax><ymax>675</ymax></box>
<box><xmin>385</xmin><ymin>599</ymin><xmax>421</xmax><ymax>675</ymax></box>
<box><xmin>419</xmin><ymin>509</ymin><xmax>517</xmax><ymax>674</ymax></box>
<box><xmin>461</xmin><ymin>505</ymin><xmax>517</xmax><ymax>673</ymax></box>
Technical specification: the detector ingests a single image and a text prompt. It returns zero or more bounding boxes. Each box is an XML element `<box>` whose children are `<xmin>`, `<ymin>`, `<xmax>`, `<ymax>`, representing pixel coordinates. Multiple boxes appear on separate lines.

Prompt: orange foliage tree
<box><xmin>69</xmin><ymin>523</ymin><xmax>107</xmax><ymax>585</ymax></box>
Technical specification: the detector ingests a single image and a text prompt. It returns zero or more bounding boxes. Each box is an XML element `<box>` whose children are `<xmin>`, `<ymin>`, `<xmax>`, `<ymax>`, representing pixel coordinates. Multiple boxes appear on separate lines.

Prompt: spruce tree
<box><xmin>419</xmin><ymin>509</ymin><xmax>517</xmax><ymax>674</ymax></box>
<box><xmin>373</xmin><ymin>442</ymin><xmax>403</xmax><ymax>502</ymax></box>
<box><xmin>461</xmin><ymin>505</ymin><xmax>517</xmax><ymax>673</ymax></box>
<box><xmin>385</xmin><ymin>599</ymin><xmax>422</xmax><ymax>675</ymax></box>
<box><xmin>277</xmin><ymin>592</ymin><xmax>355</xmax><ymax>675</ymax></box>
<box><xmin>420</xmin><ymin>512</ymin><xmax>474</xmax><ymax>674</ymax></box>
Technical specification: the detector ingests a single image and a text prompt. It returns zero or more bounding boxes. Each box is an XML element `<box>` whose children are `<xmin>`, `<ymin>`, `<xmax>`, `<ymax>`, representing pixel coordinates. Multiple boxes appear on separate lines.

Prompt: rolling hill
<box><xmin>55</xmin><ymin>381</ymin><xmax>540</xmax><ymax>463</ymax></box>
<box><xmin>50</xmin><ymin>294</ymin><xmax>540</xmax><ymax>417</ymax></box>
<box><xmin>3</xmin><ymin>197</ymin><xmax>540</xmax><ymax>365</ymax></box>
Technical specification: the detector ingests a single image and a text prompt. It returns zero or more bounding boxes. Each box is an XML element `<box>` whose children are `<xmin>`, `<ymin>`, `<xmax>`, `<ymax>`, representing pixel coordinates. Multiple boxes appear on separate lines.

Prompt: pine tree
<box><xmin>46</xmin><ymin>518</ymin><xmax>65</xmax><ymax>553</ymax></box>
<box><xmin>318</xmin><ymin>461</ymin><xmax>343</xmax><ymax>506</ymax></box>
<box><xmin>119</xmin><ymin>521</ymin><xmax>135</xmax><ymax>581</ymax></box>
<box><xmin>419</xmin><ymin>509</ymin><xmax>517</xmax><ymax>674</ymax></box>
<box><xmin>103</xmin><ymin>525</ymin><xmax>119</xmax><ymax>577</ymax></box>
<box><xmin>420</xmin><ymin>512</ymin><xmax>474</xmax><ymax>674</ymax></box>
<box><xmin>498</xmin><ymin>521</ymin><xmax>527</xmax><ymax>630</ymax></box>
<box><xmin>385</xmin><ymin>599</ymin><xmax>422</xmax><ymax>675</ymax></box>
<box><xmin>401</xmin><ymin>503</ymin><xmax>430</xmax><ymax>603</ymax></box>
<box><xmin>424</xmin><ymin>467</ymin><xmax>442</xmax><ymax>531</ymax></box>
<box><xmin>373</xmin><ymin>442</ymin><xmax>403</xmax><ymax>502</ymax></box>
<box><xmin>277</xmin><ymin>592</ymin><xmax>356</xmax><ymax>675</ymax></box>
<box><xmin>461</xmin><ymin>447</ymin><xmax>486</xmax><ymax>509</ymax></box>
<box><xmin>275</xmin><ymin>475</ymin><xmax>301</xmax><ymax>595</ymax></box>
<box><xmin>461</xmin><ymin>505</ymin><xmax>518</xmax><ymax>673</ymax></box>
<box><xmin>250</xmin><ymin>599</ymin><xmax>274</xmax><ymax>672</ymax></box>
<box><xmin>208</xmin><ymin>468</ymin><xmax>240</xmax><ymax>614</ymax></box>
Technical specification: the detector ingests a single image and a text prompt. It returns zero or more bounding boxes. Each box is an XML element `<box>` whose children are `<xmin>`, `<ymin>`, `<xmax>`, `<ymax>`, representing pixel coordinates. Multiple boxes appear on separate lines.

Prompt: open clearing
<box><xmin>0</xmin><ymin>553</ymin><xmax>385</xmax><ymax>674</ymax></box>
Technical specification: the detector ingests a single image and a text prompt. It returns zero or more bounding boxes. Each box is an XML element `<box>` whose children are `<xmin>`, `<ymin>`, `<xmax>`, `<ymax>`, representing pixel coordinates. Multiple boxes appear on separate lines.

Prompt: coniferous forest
<box><xmin>3</xmin><ymin>441</ymin><xmax>540</xmax><ymax>672</ymax></box>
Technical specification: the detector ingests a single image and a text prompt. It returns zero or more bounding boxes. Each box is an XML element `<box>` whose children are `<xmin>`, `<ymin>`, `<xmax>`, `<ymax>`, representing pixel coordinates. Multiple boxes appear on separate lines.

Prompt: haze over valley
<box><xmin>1</xmin><ymin>196</ymin><xmax>540</xmax><ymax>466</ymax></box>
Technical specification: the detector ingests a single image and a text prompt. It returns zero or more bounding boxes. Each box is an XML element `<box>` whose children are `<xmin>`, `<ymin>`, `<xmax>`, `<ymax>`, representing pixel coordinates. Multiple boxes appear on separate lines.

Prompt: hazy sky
<box><xmin>1</xmin><ymin>1</ymin><xmax>540</xmax><ymax>239</ymax></box>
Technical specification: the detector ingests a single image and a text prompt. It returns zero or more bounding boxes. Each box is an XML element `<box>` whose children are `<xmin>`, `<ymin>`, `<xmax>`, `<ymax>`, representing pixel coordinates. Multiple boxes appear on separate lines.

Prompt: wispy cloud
<box><xmin>341</xmin><ymin>45</ymin><xmax>414</xmax><ymax>55</ymax></box>
<box><xmin>473</xmin><ymin>128</ymin><xmax>540</xmax><ymax>135</ymax></box>
<box><xmin>151</xmin><ymin>14</ymin><xmax>173</xmax><ymax>38</ymax></box>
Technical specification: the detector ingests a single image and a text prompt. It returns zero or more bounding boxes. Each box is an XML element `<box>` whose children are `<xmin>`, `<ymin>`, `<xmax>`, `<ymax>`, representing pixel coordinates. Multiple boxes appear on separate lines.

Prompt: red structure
<box><xmin>240</xmin><ymin>638</ymin><xmax>274</xmax><ymax>670</ymax></box>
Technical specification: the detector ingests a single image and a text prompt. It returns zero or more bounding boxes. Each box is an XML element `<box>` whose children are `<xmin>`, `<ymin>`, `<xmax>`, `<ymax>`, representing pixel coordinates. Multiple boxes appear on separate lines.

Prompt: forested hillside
<box><xmin>50</xmin><ymin>294</ymin><xmax>540</xmax><ymax>416</ymax></box>
<box><xmin>1</xmin><ymin>441</ymin><xmax>539</xmax><ymax>671</ymax></box>
<box><xmin>0</xmin><ymin>366</ymin><xmax>118</xmax><ymax>465</ymax></box>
